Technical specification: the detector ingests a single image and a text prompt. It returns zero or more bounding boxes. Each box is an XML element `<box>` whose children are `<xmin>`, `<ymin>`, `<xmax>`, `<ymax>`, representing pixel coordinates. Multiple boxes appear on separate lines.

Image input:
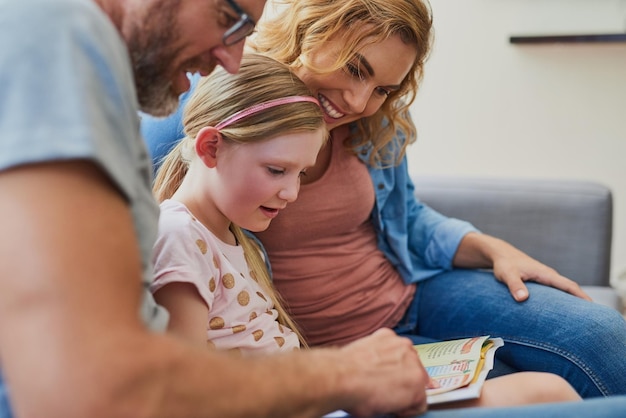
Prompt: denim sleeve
<box><xmin>370</xmin><ymin>153</ymin><xmax>478</xmax><ymax>284</ymax></box>
<box><xmin>0</xmin><ymin>373</ymin><xmax>12</xmax><ymax>418</ymax></box>
<box><xmin>404</xmin><ymin>169</ymin><xmax>478</xmax><ymax>269</ymax></box>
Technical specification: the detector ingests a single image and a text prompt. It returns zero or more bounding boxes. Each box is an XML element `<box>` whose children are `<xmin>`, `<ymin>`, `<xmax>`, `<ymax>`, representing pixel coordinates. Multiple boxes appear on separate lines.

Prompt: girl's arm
<box><xmin>153</xmin><ymin>282</ymin><xmax>210</xmax><ymax>347</ymax></box>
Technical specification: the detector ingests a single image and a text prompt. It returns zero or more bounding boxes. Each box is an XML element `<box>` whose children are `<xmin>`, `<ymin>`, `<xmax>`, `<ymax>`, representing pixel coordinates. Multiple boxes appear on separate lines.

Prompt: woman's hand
<box><xmin>453</xmin><ymin>232</ymin><xmax>592</xmax><ymax>302</ymax></box>
<box><xmin>490</xmin><ymin>240</ymin><xmax>591</xmax><ymax>302</ymax></box>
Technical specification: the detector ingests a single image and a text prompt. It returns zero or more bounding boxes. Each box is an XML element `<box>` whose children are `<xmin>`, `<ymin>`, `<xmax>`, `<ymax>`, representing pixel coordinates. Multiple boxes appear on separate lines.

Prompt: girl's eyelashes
<box><xmin>267</xmin><ymin>166</ymin><xmax>285</xmax><ymax>176</ymax></box>
<box><xmin>267</xmin><ymin>166</ymin><xmax>308</xmax><ymax>177</ymax></box>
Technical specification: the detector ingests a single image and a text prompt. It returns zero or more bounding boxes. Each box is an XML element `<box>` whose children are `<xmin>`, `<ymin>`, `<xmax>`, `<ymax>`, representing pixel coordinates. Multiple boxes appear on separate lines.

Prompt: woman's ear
<box><xmin>195</xmin><ymin>126</ymin><xmax>222</xmax><ymax>168</ymax></box>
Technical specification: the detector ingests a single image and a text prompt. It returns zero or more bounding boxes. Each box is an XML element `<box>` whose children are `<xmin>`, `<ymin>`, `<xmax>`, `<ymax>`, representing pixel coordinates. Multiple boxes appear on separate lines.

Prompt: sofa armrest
<box><xmin>411</xmin><ymin>175</ymin><xmax>620</xmax><ymax>310</ymax></box>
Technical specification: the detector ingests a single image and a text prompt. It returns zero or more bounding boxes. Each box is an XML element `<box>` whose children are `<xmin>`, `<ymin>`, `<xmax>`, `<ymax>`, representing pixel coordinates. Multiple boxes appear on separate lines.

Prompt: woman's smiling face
<box><xmin>294</xmin><ymin>32</ymin><xmax>417</xmax><ymax>130</ymax></box>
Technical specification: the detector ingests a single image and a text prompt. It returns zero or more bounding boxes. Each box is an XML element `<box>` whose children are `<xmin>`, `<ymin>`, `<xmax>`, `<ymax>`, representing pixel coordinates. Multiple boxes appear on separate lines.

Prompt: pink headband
<box><xmin>215</xmin><ymin>96</ymin><xmax>320</xmax><ymax>130</ymax></box>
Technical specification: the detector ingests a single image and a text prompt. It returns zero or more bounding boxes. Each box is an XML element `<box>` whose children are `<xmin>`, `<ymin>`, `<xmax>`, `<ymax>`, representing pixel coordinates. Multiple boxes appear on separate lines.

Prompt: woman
<box><xmin>142</xmin><ymin>0</ymin><xmax>626</xmax><ymax>399</ymax></box>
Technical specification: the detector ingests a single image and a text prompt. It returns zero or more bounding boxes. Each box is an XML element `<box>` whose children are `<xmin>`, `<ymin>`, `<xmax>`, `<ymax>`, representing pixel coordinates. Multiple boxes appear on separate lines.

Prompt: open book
<box><xmin>323</xmin><ymin>336</ymin><xmax>504</xmax><ymax>416</ymax></box>
<box><xmin>415</xmin><ymin>335</ymin><xmax>504</xmax><ymax>405</ymax></box>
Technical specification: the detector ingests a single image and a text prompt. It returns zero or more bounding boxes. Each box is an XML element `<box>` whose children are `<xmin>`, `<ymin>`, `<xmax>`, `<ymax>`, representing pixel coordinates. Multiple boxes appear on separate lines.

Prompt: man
<box><xmin>0</xmin><ymin>0</ymin><xmax>430</xmax><ymax>417</ymax></box>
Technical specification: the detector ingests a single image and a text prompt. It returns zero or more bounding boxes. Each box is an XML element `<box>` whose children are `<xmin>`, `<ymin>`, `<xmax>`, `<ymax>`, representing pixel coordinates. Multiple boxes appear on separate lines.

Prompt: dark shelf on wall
<box><xmin>510</xmin><ymin>33</ymin><xmax>626</xmax><ymax>44</ymax></box>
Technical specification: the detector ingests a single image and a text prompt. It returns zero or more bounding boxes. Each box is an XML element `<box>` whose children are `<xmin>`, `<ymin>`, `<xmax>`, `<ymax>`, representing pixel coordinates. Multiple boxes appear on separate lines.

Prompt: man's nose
<box><xmin>213</xmin><ymin>41</ymin><xmax>245</xmax><ymax>74</ymax></box>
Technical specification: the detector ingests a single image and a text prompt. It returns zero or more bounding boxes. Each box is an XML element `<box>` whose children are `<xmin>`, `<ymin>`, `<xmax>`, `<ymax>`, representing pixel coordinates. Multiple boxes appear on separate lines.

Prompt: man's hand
<box><xmin>338</xmin><ymin>328</ymin><xmax>430</xmax><ymax>417</ymax></box>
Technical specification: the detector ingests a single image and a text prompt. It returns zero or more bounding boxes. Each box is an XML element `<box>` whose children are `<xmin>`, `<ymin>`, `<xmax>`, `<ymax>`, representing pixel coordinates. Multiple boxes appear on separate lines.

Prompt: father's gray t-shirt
<box><xmin>0</xmin><ymin>0</ymin><xmax>169</xmax><ymax>332</ymax></box>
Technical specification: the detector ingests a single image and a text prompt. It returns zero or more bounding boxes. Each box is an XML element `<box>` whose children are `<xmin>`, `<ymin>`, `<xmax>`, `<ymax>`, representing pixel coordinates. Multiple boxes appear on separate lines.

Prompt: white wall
<box><xmin>408</xmin><ymin>0</ymin><xmax>626</xmax><ymax>290</ymax></box>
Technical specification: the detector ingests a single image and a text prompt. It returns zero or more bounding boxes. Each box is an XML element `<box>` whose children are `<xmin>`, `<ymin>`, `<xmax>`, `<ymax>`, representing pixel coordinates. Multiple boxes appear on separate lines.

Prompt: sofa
<box><xmin>411</xmin><ymin>175</ymin><xmax>623</xmax><ymax>312</ymax></box>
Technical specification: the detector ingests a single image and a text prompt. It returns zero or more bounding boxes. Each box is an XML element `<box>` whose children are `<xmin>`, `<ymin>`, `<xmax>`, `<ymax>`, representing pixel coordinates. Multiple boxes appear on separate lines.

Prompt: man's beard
<box><xmin>128</xmin><ymin>31</ymin><xmax>182</xmax><ymax>117</ymax></box>
<box><xmin>132</xmin><ymin>48</ymin><xmax>180</xmax><ymax>117</ymax></box>
<box><xmin>126</xmin><ymin>1</ymin><xmax>181</xmax><ymax>117</ymax></box>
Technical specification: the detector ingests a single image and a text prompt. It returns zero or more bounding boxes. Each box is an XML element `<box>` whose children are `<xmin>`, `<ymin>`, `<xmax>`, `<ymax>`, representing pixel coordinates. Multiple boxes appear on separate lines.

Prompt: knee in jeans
<box><xmin>584</xmin><ymin>305</ymin><xmax>626</xmax><ymax>340</ymax></box>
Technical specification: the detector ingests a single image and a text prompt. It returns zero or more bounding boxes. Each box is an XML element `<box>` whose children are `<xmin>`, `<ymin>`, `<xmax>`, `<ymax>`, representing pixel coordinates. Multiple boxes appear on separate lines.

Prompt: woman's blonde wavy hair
<box><xmin>153</xmin><ymin>53</ymin><xmax>326</xmax><ymax>347</ymax></box>
<box><xmin>250</xmin><ymin>0</ymin><xmax>433</xmax><ymax>167</ymax></box>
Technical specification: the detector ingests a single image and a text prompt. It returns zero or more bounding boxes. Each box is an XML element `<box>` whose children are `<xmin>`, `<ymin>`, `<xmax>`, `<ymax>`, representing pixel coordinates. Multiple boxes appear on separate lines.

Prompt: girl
<box><xmin>150</xmin><ymin>54</ymin><xmax>326</xmax><ymax>355</ymax></box>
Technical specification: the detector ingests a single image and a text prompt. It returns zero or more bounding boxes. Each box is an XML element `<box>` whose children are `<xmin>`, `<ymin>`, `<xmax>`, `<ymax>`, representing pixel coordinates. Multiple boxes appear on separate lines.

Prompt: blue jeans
<box><xmin>394</xmin><ymin>269</ymin><xmax>626</xmax><ymax>398</ymax></box>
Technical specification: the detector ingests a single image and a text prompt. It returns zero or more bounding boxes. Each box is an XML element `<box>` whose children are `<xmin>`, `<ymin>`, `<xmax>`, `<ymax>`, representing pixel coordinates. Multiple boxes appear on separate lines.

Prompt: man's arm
<box><xmin>0</xmin><ymin>161</ymin><xmax>428</xmax><ymax>418</ymax></box>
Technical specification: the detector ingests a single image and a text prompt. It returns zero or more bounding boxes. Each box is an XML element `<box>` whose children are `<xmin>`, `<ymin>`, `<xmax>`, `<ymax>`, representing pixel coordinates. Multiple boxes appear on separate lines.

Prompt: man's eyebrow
<box><xmin>355</xmin><ymin>53</ymin><xmax>402</xmax><ymax>91</ymax></box>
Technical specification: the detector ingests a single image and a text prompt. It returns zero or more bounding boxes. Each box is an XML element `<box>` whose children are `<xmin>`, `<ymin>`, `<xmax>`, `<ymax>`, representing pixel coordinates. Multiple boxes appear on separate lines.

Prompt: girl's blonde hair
<box><xmin>153</xmin><ymin>54</ymin><xmax>326</xmax><ymax>347</ymax></box>
<box><xmin>251</xmin><ymin>0</ymin><xmax>433</xmax><ymax>167</ymax></box>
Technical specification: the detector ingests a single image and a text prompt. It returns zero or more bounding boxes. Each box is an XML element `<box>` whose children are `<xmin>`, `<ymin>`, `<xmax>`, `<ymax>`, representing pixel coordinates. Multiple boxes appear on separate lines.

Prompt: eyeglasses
<box><xmin>222</xmin><ymin>0</ymin><xmax>256</xmax><ymax>46</ymax></box>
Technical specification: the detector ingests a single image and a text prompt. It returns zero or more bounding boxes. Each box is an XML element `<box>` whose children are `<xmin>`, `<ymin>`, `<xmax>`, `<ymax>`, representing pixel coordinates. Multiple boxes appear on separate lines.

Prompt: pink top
<box><xmin>152</xmin><ymin>199</ymin><xmax>299</xmax><ymax>355</ymax></box>
<box><xmin>256</xmin><ymin>131</ymin><xmax>415</xmax><ymax>347</ymax></box>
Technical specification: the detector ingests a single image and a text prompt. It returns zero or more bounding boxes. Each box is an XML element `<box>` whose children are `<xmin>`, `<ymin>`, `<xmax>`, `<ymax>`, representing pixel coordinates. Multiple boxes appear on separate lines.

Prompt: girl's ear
<box><xmin>195</xmin><ymin>126</ymin><xmax>222</xmax><ymax>168</ymax></box>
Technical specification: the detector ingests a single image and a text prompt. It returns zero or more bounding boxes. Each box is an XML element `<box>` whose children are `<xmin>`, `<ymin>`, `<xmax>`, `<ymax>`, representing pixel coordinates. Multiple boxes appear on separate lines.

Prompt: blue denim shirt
<box><xmin>357</xmin><ymin>142</ymin><xmax>478</xmax><ymax>285</ymax></box>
